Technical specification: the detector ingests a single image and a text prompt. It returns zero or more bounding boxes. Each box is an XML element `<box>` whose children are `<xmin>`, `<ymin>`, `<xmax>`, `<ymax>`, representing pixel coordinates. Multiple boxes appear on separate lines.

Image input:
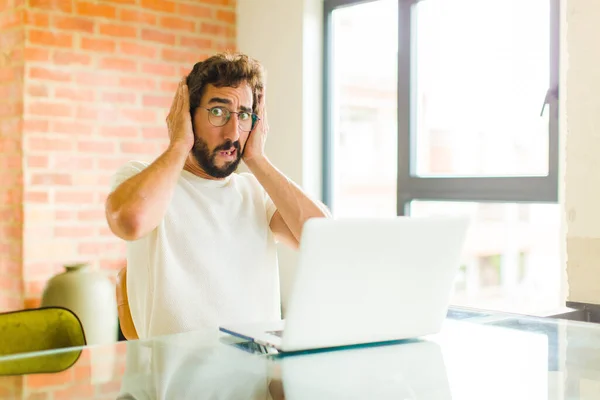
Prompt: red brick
<box><xmin>119</xmin><ymin>76</ymin><xmax>156</xmax><ymax>91</ymax></box>
<box><xmin>51</xmin><ymin>120</ymin><xmax>95</xmax><ymax>134</ymax></box>
<box><xmin>180</xmin><ymin>36</ymin><xmax>212</xmax><ymax>49</ymax></box>
<box><xmin>120</xmin><ymin>108</ymin><xmax>157</xmax><ymax>123</ymax></box>
<box><xmin>55</xmin><ymin>226</ymin><xmax>96</xmax><ymax>237</ymax></box>
<box><xmin>53</xmin><ymin>384</ymin><xmax>94</xmax><ymax>399</ymax></box>
<box><xmin>159</xmin><ymin>16</ymin><xmax>195</xmax><ymax>32</ymax></box>
<box><xmin>27</xmin><ymin>136</ymin><xmax>73</xmax><ymax>152</ymax></box>
<box><xmin>162</xmin><ymin>48</ymin><xmax>201</xmax><ymax>64</ymax></box>
<box><xmin>25</xmin><ymin>369</ymin><xmax>73</xmax><ymax>388</ymax></box>
<box><xmin>160</xmin><ymin>79</ymin><xmax>179</xmax><ymax>93</ymax></box>
<box><xmin>0</xmin><ymin>66</ymin><xmax>21</xmax><ymax>81</ymax></box>
<box><xmin>78</xmin><ymin>242</ymin><xmax>120</xmax><ymax>255</ymax></box>
<box><xmin>53</xmin><ymin>156</ymin><xmax>94</xmax><ymax>170</ymax></box>
<box><xmin>23</xmin><ymin>119</ymin><xmax>49</xmax><ymax>133</ymax></box>
<box><xmin>24</xmin><ymin>189</ymin><xmax>48</xmax><ymax>202</ymax></box>
<box><xmin>80</xmin><ymin>37</ymin><xmax>116</xmax><ymax>52</ymax></box>
<box><xmin>98</xmin><ymin>157</ymin><xmax>133</xmax><ymax>170</ymax></box>
<box><xmin>118</xmin><ymin>9</ymin><xmax>156</xmax><ymax>25</ymax></box>
<box><xmin>142</xmin><ymin>127</ymin><xmax>166</xmax><ymax>139</ymax></box>
<box><xmin>0</xmin><ymin>137</ymin><xmax>20</xmax><ymax>152</ymax></box>
<box><xmin>99</xmin><ymin>57</ymin><xmax>137</xmax><ymax>72</ymax></box>
<box><xmin>0</xmin><ymin>103</ymin><xmax>22</xmax><ymax>119</ymax></box>
<box><xmin>99</xmin><ymin>125</ymin><xmax>138</xmax><ymax>138</ymax></box>
<box><xmin>1</xmin><ymin>30</ymin><xmax>24</xmax><ymax>50</ymax></box>
<box><xmin>27</xmin><ymin>156</ymin><xmax>49</xmax><ymax>168</ymax></box>
<box><xmin>216</xmin><ymin>10</ymin><xmax>235</xmax><ymax>24</ymax></box>
<box><xmin>26</xmin><ymin>102</ymin><xmax>73</xmax><ymax>118</ymax></box>
<box><xmin>0</xmin><ymin>156</ymin><xmax>21</xmax><ymax>169</ymax></box>
<box><xmin>141</xmin><ymin>0</ymin><xmax>174</xmax><ymax>13</ymax></box>
<box><xmin>142</xmin><ymin>62</ymin><xmax>175</xmax><ymax>76</ymax></box>
<box><xmin>141</xmin><ymin>28</ymin><xmax>175</xmax><ymax>45</ymax></box>
<box><xmin>28</xmin><ymin>66</ymin><xmax>71</xmax><ymax>82</ymax></box>
<box><xmin>120</xmin><ymin>141</ymin><xmax>156</xmax><ymax>154</ymax></box>
<box><xmin>200</xmin><ymin>22</ymin><xmax>232</xmax><ymax>37</ymax></box>
<box><xmin>77</xmin><ymin>210</ymin><xmax>104</xmax><ymax>220</ymax></box>
<box><xmin>0</xmin><ymin>9</ymin><xmax>23</xmax><ymax>30</ymax></box>
<box><xmin>99</xmin><ymin>23</ymin><xmax>138</xmax><ymax>38</ymax></box>
<box><xmin>24</xmin><ymin>11</ymin><xmax>50</xmax><ymax>27</ymax></box>
<box><xmin>101</xmin><ymin>91</ymin><xmax>137</xmax><ymax>104</ymax></box>
<box><xmin>23</xmin><ymin>47</ymin><xmax>50</xmax><ymax>62</ymax></box>
<box><xmin>143</xmin><ymin>94</ymin><xmax>172</xmax><ymax>108</ymax></box>
<box><xmin>76</xmin><ymin>105</ymin><xmax>98</xmax><ymax>120</ymax></box>
<box><xmin>55</xmin><ymin>191</ymin><xmax>95</xmax><ymax>204</ymax></box>
<box><xmin>31</xmin><ymin>173</ymin><xmax>72</xmax><ymax>186</ymax></box>
<box><xmin>119</xmin><ymin>41</ymin><xmax>156</xmax><ymax>58</ymax></box>
<box><xmin>74</xmin><ymin>71</ymin><xmax>121</xmax><ymax>87</ymax></box>
<box><xmin>177</xmin><ymin>3</ymin><xmax>212</xmax><ymax>18</ymax></box>
<box><xmin>25</xmin><ymin>190</ymin><xmax>49</xmax><ymax>202</ymax></box>
<box><xmin>28</xmin><ymin>29</ymin><xmax>72</xmax><ymax>47</ymax></box>
<box><xmin>53</xmin><ymin>15</ymin><xmax>95</xmax><ymax>33</ymax></box>
<box><xmin>78</xmin><ymin>140</ymin><xmax>115</xmax><ymax>153</ymax></box>
<box><xmin>26</xmin><ymin>84</ymin><xmax>49</xmax><ymax>97</ymax></box>
<box><xmin>53</xmin><ymin>51</ymin><xmax>92</xmax><ymax>65</ymax></box>
<box><xmin>202</xmin><ymin>0</ymin><xmax>233</xmax><ymax>5</ymax></box>
<box><xmin>28</xmin><ymin>0</ymin><xmax>73</xmax><ymax>13</ymax></box>
<box><xmin>76</xmin><ymin>2</ymin><xmax>116</xmax><ymax>19</ymax></box>
<box><xmin>54</xmin><ymin>88</ymin><xmax>95</xmax><ymax>102</ymax></box>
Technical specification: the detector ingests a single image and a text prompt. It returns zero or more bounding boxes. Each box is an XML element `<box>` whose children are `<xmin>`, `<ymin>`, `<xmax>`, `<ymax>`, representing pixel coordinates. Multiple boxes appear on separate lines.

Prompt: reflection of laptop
<box><xmin>220</xmin><ymin>216</ymin><xmax>469</xmax><ymax>353</ymax></box>
<box><xmin>279</xmin><ymin>339</ymin><xmax>452</xmax><ymax>400</ymax></box>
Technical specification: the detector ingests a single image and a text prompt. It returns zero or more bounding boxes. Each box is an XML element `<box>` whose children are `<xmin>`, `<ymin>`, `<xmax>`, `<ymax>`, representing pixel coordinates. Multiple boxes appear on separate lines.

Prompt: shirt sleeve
<box><xmin>109</xmin><ymin>160</ymin><xmax>150</xmax><ymax>193</ymax></box>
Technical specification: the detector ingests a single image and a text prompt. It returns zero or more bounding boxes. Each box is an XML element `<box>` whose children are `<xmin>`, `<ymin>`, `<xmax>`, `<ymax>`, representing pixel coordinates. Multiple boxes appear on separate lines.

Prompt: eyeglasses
<box><xmin>204</xmin><ymin>106</ymin><xmax>259</xmax><ymax>132</ymax></box>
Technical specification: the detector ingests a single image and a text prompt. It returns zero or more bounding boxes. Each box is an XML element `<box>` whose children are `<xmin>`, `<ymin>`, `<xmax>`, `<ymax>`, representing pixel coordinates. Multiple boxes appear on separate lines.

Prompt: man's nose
<box><xmin>222</xmin><ymin>115</ymin><xmax>240</xmax><ymax>142</ymax></box>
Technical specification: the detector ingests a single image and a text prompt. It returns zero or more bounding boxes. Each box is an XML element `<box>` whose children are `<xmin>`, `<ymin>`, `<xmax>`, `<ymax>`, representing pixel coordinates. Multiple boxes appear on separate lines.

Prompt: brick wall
<box><xmin>0</xmin><ymin>0</ymin><xmax>25</xmax><ymax>312</ymax></box>
<box><xmin>13</xmin><ymin>0</ymin><xmax>236</xmax><ymax>309</ymax></box>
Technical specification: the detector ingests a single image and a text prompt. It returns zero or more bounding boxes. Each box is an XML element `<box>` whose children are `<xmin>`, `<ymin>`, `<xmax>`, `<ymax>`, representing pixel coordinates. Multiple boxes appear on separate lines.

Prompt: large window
<box><xmin>323</xmin><ymin>0</ymin><xmax>561</xmax><ymax>315</ymax></box>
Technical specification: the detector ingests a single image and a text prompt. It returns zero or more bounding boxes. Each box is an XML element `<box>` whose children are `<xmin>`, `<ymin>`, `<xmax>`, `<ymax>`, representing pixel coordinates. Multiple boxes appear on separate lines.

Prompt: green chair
<box><xmin>0</xmin><ymin>307</ymin><xmax>87</xmax><ymax>375</ymax></box>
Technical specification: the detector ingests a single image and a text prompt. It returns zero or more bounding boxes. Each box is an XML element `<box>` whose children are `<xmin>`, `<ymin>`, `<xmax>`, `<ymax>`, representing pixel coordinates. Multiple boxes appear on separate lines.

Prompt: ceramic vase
<box><xmin>41</xmin><ymin>263</ymin><xmax>118</xmax><ymax>345</ymax></box>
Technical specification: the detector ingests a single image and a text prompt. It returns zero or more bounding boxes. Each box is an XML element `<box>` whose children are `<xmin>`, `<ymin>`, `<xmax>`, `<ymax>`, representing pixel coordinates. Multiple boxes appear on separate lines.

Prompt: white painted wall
<box><xmin>237</xmin><ymin>0</ymin><xmax>323</xmax><ymax>313</ymax></box>
<box><xmin>563</xmin><ymin>0</ymin><xmax>600</xmax><ymax>305</ymax></box>
<box><xmin>237</xmin><ymin>0</ymin><xmax>600</xmax><ymax>309</ymax></box>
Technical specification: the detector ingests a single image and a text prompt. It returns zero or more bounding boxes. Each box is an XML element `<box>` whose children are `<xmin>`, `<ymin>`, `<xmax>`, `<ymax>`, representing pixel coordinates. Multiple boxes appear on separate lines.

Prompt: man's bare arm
<box><xmin>105</xmin><ymin>144</ymin><xmax>189</xmax><ymax>241</ymax></box>
<box><xmin>105</xmin><ymin>79</ymin><xmax>194</xmax><ymax>241</ymax></box>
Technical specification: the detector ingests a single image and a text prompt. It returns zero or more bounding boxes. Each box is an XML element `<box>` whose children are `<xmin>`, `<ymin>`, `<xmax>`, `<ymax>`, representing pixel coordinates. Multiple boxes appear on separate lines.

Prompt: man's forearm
<box><xmin>106</xmin><ymin>143</ymin><xmax>189</xmax><ymax>240</ymax></box>
<box><xmin>246</xmin><ymin>156</ymin><xmax>331</xmax><ymax>242</ymax></box>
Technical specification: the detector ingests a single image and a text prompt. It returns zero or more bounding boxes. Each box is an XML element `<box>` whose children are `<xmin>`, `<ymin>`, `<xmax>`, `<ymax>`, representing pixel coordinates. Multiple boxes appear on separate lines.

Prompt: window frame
<box><xmin>322</xmin><ymin>0</ymin><xmax>560</xmax><ymax>215</ymax></box>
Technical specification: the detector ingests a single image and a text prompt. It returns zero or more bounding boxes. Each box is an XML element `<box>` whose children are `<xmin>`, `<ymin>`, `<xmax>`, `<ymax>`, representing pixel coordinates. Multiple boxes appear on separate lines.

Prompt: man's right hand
<box><xmin>166</xmin><ymin>78</ymin><xmax>195</xmax><ymax>152</ymax></box>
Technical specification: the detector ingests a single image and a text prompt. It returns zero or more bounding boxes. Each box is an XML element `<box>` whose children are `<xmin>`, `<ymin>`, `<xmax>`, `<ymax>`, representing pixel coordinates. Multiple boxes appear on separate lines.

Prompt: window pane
<box><xmin>413</xmin><ymin>0</ymin><xmax>550</xmax><ymax>177</ymax></box>
<box><xmin>410</xmin><ymin>201</ymin><xmax>561</xmax><ymax>315</ymax></box>
<box><xmin>330</xmin><ymin>0</ymin><xmax>398</xmax><ymax>217</ymax></box>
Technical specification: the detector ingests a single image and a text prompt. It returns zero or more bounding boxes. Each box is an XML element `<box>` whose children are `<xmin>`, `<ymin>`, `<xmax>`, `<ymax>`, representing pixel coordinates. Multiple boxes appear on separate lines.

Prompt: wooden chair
<box><xmin>116</xmin><ymin>267</ymin><xmax>138</xmax><ymax>340</ymax></box>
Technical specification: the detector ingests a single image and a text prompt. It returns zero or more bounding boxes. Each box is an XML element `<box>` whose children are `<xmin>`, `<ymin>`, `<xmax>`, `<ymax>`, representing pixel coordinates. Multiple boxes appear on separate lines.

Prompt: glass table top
<box><xmin>0</xmin><ymin>307</ymin><xmax>598</xmax><ymax>399</ymax></box>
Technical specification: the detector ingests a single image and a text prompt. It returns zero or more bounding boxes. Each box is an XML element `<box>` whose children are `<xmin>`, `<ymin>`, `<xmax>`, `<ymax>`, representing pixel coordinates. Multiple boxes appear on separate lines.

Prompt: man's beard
<box><xmin>191</xmin><ymin>137</ymin><xmax>244</xmax><ymax>179</ymax></box>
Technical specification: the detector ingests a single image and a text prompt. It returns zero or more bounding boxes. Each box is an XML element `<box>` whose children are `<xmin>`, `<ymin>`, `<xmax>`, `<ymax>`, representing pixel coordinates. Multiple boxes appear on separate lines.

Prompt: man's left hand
<box><xmin>243</xmin><ymin>87</ymin><xmax>269</xmax><ymax>163</ymax></box>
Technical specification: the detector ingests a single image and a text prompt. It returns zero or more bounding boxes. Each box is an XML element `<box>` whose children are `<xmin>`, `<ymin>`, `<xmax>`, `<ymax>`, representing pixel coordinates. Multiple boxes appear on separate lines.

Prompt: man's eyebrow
<box><xmin>208</xmin><ymin>97</ymin><xmax>252</xmax><ymax>113</ymax></box>
<box><xmin>207</xmin><ymin>97</ymin><xmax>232</xmax><ymax>106</ymax></box>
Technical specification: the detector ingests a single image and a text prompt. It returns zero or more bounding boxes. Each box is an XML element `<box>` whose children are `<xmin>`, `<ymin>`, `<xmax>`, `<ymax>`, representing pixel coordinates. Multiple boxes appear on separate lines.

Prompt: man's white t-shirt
<box><xmin>110</xmin><ymin>160</ymin><xmax>281</xmax><ymax>339</ymax></box>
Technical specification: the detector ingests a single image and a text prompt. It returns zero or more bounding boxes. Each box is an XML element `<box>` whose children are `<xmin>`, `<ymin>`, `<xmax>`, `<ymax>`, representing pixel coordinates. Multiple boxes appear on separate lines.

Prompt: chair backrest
<box><xmin>116</xmin><ymin>267</ymin><xmax>138</xmax><ymax>340</ymax></box>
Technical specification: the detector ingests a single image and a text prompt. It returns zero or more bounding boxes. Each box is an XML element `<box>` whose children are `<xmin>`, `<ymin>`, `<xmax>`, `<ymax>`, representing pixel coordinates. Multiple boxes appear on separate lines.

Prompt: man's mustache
<box><xmin>213</xmin><ymin>140</ymin><xmax>241</xmax><ymax>153</ymax></box>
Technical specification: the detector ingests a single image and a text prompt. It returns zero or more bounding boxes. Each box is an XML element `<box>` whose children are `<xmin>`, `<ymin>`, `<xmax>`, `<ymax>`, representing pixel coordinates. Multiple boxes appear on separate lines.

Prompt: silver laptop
<box><xmin>220</xmin><ymin>216</ymin><xmax>469</xmax><ymax>353</ymax></box>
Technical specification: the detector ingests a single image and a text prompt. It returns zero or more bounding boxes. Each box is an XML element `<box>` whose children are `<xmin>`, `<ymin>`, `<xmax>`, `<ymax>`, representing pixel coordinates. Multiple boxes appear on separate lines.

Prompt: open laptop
<box><xmin>219</xmin><ymin>216</ymin><xmax>469</xmax><ymax>353</ymax></box>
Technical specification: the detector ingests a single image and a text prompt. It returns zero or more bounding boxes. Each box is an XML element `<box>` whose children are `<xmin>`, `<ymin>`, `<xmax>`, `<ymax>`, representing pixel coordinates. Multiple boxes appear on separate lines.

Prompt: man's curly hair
<box><xmin>185</xmin><ymin>52</ymin><xmax>265</xmax><ymax>118</ymax></box>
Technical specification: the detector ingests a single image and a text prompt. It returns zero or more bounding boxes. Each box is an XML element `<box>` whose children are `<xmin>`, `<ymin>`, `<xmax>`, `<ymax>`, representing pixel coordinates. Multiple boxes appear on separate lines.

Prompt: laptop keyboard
<box><xmin>266</xmin><ymin>330</ymin><xmax>283</xmax><ymax>337</ymax></box>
